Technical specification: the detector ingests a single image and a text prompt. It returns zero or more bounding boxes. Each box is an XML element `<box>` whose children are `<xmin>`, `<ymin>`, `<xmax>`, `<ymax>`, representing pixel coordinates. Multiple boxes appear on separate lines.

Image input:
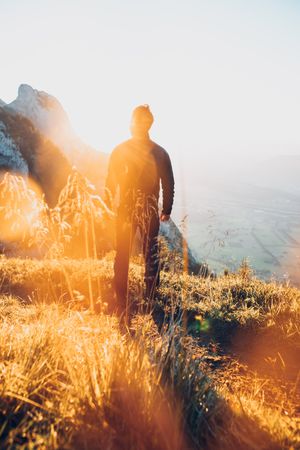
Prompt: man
<box><xmin>105</xmin><ymin>105</ymin><xmax>174</xmax><ymax>317</ymax></box>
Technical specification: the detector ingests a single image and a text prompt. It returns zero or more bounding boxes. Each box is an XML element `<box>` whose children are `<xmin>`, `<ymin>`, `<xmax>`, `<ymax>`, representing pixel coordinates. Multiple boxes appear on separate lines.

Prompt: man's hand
<box><xmin>160</xmin><ymin>213</ymin><xmax>170</xmax><ymax>222</ymax></box>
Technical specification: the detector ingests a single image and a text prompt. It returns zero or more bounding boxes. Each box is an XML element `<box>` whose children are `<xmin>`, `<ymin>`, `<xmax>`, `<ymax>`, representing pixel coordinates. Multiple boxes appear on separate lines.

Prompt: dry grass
<box><xmin>0</xmin><ymin>255</ymin><xmax>299</xmax><ymax>449</ymax></box>
<box><xmin>0</xmin><ymin>171</ymin><xmax>111</xmax><ymax>260</ymax></box>
<box><xmin>0</xmin><ymin>294</ymin><xmax>207</xmax><ymax>450</ymax></box>
<box><xmin>0</xmin><ymin>173</ymin><xmax>299</xmax><ymax>449</ymax></box>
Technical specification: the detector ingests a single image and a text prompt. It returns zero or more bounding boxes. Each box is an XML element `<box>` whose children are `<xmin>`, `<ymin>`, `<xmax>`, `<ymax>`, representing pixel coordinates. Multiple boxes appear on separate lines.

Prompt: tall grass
<box><xmin>0</xmin><ymin>171</ymin><xmax>112</xmax><ymax>260</ymax></box>
<box><xmin>0</xmin><ymin>257</ymin><xmax>299</xmax><ymax>449</ymax></box>
<box><xmin>0</xmin><ymin>173</ymin><xmax>299</xmax><ymax>449</ymax></box>
<box><xmin>0</xmin><ymin>171</ymin><xmax>113</xmax><ymax>311</ymax></box>
<box><xmin>0</xmin><ymin>296</ymin><xmax>202</xmax><ymax>449</ymax></box>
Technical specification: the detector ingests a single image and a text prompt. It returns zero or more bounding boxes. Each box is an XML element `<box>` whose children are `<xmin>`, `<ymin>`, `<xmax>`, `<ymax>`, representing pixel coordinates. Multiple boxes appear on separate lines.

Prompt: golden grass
<box><xmin>0</xmin><ymin>256</ymin><xmax>299</xmax><ymax>449</ymax></box>
<box><xmin>0</xmin><ymin>173</ymin><xmax>299</xmax><ymax>449</ymax></box>
<box><xmin>0</xmin><ymin>171</ymin><xmax>111</xmax><ymax>260</ymax></box>
<box><xmin>0</xmin><ymin>296</ymin><xmax>187</xmax><ymax>449</ymax></box>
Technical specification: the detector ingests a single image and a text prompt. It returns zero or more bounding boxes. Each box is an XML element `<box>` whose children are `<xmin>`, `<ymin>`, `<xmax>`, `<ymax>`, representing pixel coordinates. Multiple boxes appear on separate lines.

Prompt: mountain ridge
<box><xmin>4</xmin><ymin>84</ymin><xmax>108</xmax><ymax>191</ymax></box>
<box><xmin>0</xmin><ymin>106</ymin><xmax>71</xmax><ymax>205</ymax></box>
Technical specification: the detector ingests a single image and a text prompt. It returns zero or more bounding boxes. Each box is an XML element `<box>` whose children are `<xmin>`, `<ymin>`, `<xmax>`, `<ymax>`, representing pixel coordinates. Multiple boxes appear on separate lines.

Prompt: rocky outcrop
<box><xmin>0</xmin><ymin>107</ymin><xmax>71</xmax><ymax>206</ymax></box>
<box><xmin>5</xmin><ymin>84</ymin><xmax>108</xmax><ymax>191</ymax></box>
<box><xmin>160</xmin><ymin>220</ymin><xmax>205</xmax><ymax>275</ymax></box>
<box><xmin>6</xmin><ymin>84</ymin><xmax>74</xmax><ymax>153</ymax></box>
<box><xmin>0</xmin><ymin>119</ymin><xmax>28</xmax><ymax>175</ymax></box>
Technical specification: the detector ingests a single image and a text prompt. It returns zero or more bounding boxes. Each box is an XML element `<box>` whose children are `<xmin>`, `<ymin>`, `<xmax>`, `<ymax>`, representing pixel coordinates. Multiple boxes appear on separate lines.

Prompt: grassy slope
<box><xmin>0</xmin><ymin>255</ymin><xmax>299</xmax><ymax>449</ymax></box>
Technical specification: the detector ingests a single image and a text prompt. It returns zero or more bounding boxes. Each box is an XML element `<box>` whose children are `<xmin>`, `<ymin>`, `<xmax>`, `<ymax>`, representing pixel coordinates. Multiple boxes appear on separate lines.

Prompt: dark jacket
<box><xmin>105</xmin><ymin>137</ymin><xmax>174</xmax><ymax>215</ymax></box>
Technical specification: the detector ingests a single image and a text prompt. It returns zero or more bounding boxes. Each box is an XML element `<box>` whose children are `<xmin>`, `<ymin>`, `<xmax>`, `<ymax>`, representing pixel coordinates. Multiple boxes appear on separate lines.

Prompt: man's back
<box><xmin>106</xmin><ymin>137</ymin><xmax>174</xmax><ymax>215</ymax></box>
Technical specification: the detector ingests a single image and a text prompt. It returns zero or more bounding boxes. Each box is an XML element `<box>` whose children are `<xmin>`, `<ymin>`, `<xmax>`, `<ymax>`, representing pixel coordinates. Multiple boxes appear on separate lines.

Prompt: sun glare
<box><xmin>0</xmin><ymin>174</ymin><xmax>44</xmax><ymax>243</ymax></box>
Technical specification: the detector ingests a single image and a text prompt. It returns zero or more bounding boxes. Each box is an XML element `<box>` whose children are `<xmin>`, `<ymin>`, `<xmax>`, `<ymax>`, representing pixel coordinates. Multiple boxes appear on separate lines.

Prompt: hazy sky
<box><xmin>1</xmin><ymin>0</ymin><xmax>300</xmax><ymax>174</ymax></box>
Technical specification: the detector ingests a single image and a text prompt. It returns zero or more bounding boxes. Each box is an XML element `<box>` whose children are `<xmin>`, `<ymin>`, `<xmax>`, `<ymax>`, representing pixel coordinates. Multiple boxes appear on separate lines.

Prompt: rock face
<box><xmin>5</xmin><ymin>84</ymin><xmax>108</xmax><ymax>191</ymax></box>
<box><xmin>0</xmin><ymin>120</ymin><xmax>28</xmax><ymax>175</ymax></box>
<box><xmin>7</xmin><ymin>84</ymin><xmax>75</xmax><ymax>157</ymax></box>
<box><xmin>160</xmin><ymin>220</ymin><xmax>202</xmax><ymax>275</ymax></box>
<box><xmin>0</xmin><ymin>106</ymin><xmax>71</xmax><ymax>206</ymax></box>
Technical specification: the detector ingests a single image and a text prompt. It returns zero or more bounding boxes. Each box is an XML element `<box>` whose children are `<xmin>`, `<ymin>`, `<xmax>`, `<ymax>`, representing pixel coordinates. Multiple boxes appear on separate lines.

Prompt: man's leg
<box><xmin>143</xmin><ymin>211</ymin><xmax>160</xmax><ymax>301</ymax></box>
<box><xmin>114</xmin><ymin>215</ymin><xmax>133</xmax><ymax>315</ymax></box>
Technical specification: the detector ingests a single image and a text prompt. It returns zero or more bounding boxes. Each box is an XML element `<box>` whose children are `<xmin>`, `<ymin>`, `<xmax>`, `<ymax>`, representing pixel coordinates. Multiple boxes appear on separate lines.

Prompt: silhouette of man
<box><xmin>105</xmin><ymin>105</ymin><xmax>174</xmax><ymax>316</ymax></box>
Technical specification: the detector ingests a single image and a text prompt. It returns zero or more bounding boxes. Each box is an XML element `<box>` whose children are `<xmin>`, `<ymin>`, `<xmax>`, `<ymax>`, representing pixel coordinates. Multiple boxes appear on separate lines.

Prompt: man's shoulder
<box><xmin>150</xmin><ymin>140</ymin><xmax>169</xmax><ymax>159</ymax></box>
<box><xmin>112</xmin><ymin>139</ymin><xmax>132</xmax><ymax>154</ymax></box>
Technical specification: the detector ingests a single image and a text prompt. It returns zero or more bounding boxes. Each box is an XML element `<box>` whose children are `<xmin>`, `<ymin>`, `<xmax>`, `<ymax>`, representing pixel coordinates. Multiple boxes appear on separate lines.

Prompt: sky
<box><xmin>1</xmin><ymin>0</ymin><xmax>300</xmax><ymax>178</ymax></box>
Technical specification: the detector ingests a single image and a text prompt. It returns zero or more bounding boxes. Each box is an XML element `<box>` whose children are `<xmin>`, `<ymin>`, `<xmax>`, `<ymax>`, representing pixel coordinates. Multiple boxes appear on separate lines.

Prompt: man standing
<box><xmin>105</xmin><ymin>105</ymin><xmax>174</xmax><ymax>317</ymax></box>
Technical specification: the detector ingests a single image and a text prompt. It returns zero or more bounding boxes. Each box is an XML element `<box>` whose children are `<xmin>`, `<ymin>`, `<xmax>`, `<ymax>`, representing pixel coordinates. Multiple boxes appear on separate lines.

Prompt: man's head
<box><xmin>130</xmin><ymin>104</ymin><xmax>154</xmax><ymax>138</ymax></box>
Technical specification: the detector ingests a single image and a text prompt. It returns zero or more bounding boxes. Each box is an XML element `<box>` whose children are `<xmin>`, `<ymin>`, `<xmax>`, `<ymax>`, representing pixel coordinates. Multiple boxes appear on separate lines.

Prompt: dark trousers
<box><xmin>114</xmin><ymin>206</ymin><xmax>160</xmax><ymax>312</ymax></box>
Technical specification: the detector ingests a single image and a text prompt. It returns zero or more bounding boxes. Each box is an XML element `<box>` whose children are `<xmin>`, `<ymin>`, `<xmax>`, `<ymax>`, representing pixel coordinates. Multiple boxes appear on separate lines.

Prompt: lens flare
<box><xmin>0</xmin><ymin>173</ymin><xmax>44</xmax><ymax>243</ymax></box>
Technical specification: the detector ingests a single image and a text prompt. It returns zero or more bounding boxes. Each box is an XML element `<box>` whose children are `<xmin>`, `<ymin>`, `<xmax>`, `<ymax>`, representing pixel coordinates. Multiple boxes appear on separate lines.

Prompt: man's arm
<box><xmin>160</xmin><ymin>150</ymin><xmax>174</xmax><ymax>220</ymax></box>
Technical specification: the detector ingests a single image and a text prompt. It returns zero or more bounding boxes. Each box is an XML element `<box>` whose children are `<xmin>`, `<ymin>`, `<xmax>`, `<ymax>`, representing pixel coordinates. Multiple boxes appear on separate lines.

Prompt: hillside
<box><xmin>3</xmin><ymin>84</ymin><xmax>108</xmax><ymax>192</ymax></box>
<box><xmin>0</xmin><ymin>107</ymin><xmax>71</xmax><ymax>206</ymax></box>
<box><xmin>0</xmin><ymin>256</ymin><xmax>298</xmax><ymax>449</ymax></box>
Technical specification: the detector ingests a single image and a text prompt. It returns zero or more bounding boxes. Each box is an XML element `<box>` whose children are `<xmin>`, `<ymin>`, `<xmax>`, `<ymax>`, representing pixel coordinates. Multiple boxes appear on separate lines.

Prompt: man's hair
<box><xmin>131</xmin><ymin>104</ymin><xmax>154</xmax><ymax>130</ymax></box>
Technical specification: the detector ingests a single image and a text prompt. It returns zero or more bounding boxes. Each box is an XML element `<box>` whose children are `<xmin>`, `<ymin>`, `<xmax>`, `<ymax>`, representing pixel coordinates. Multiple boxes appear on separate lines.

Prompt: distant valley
<box><xmin>173</xmin><ymin>176</ymin><xmax>300</xmax><ymax>284</ymax></box>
